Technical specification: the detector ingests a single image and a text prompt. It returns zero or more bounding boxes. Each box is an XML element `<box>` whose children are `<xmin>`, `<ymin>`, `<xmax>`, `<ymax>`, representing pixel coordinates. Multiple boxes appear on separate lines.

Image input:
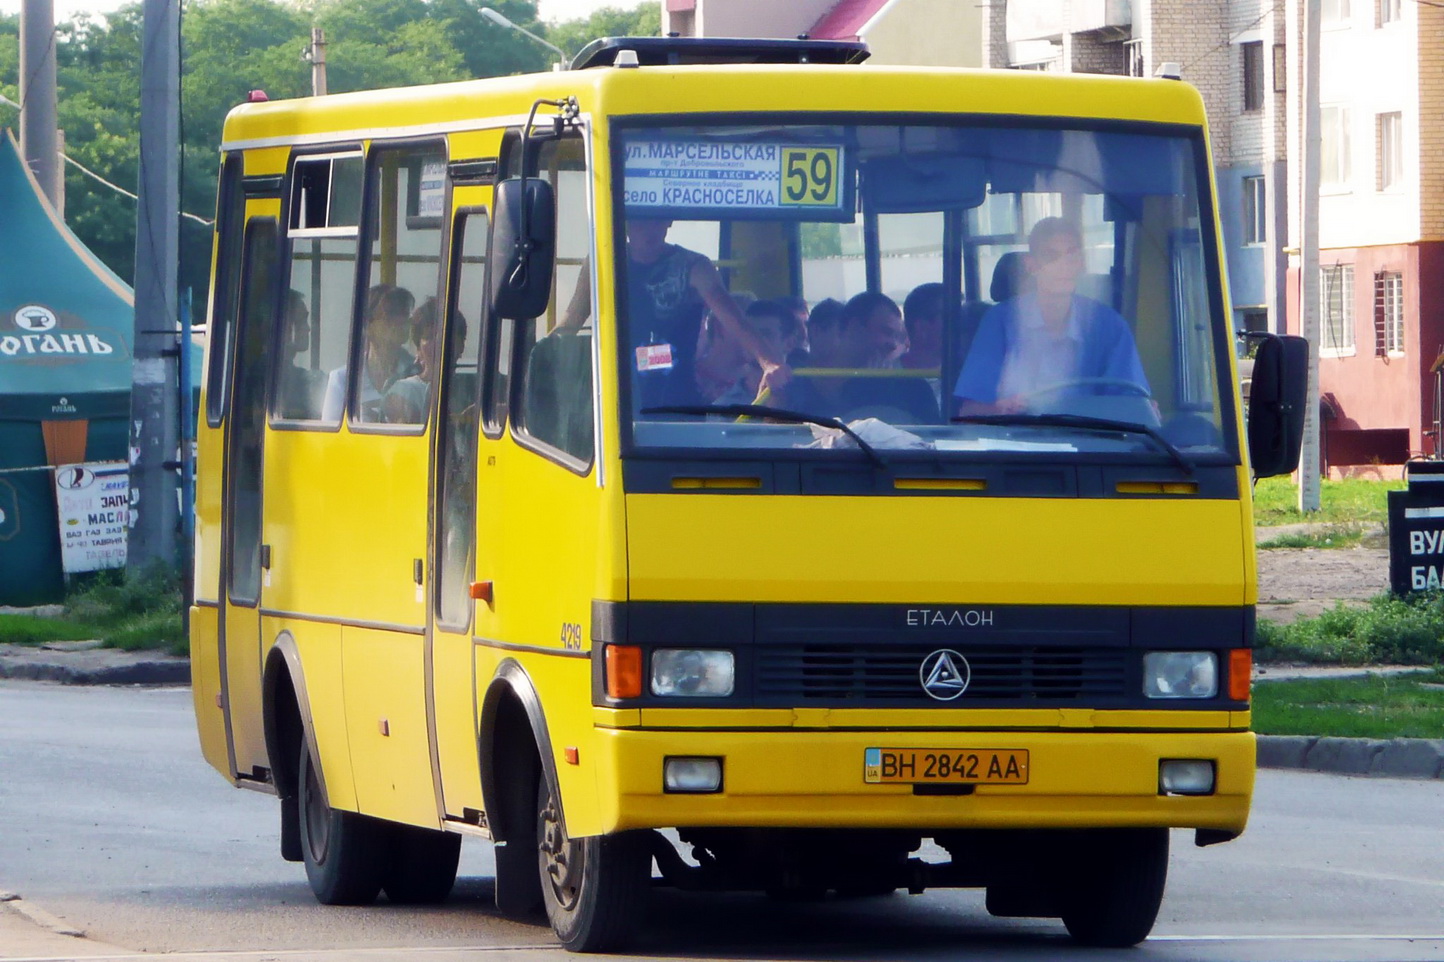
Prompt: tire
<box><xmin>494</xmin><ymin>770</ymin><xmax>544</xmax><ymax>918</ymax></box>
<box><xmin>297</xmin><ymin>740</ymin><xmax>389</xmax><ymax>906</ymax></box>
<box><xmin>536</xmin><ymin>773</ymin><xmax>650</xmax><ymax>953</ymax></box>
<box><xmin>1059</xmin><ymin>828</ymin><xmax>1169</xmax><ymax>948</ymax></box>
<box><xmin>383</xmin><ymin>824</ymin><xmax>462</xmax><ymax>904</ymax></box>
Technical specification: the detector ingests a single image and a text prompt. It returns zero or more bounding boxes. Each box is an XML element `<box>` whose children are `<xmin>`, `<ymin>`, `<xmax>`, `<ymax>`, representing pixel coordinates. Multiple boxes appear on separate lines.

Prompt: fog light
<box><xmin>663</xmin><ymin>756</ymin><xmax>723</xmax><ymax>793</ymax></box>
<box><xmin>1159</xmin><ymin>759</ymin><xmax>1215</xmax><ymax>796</ymax></box>
<box><xmin>1143</xmin><ymin>651</ymin><xmax>1218</xmax><ymax>699</ymax></box>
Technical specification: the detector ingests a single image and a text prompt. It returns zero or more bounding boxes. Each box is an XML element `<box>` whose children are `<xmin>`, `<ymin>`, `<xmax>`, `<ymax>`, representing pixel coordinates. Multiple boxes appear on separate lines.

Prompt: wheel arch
<box><xmin>263</xmin><ymin>629</ymin><xmax>320</xmax><ymax>802</ymax></box>
<box><xmin>478</xmin><ymin>658</ymin><xmax>561</xmax><ymax>843</ymax></box>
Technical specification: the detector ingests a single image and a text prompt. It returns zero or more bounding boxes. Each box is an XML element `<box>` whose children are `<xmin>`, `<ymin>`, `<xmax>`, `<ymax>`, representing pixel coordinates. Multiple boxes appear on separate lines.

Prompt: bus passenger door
<box><xmin>220</xmin><ymin>214</ymin><xmax>280</xmax><ymax>782</ymax></box>
<box><xmin>431</xmin><ymin>204</ymin><xmax>490</xmax><ymax>822</ymax></box>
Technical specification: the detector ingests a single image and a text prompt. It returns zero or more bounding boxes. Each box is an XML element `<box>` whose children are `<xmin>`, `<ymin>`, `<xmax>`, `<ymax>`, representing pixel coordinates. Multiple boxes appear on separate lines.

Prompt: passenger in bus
<box><xmin>382</xmin><ymin>297</ymin><xmax>442</xmax><ymax>424</ymax></box>
<box><xmin>692</xmin><ymin>293</ymin><xmax>756</xmax><ymax>403</ymax></box>
<box><xmin>801</xmin><ymin>298</ymin><xmax>845</xmax><ymax>369</ymax></box>
<box><xmin>780</xmin><ymin>295</ymin><xmax>811</xmax><ymax>366</ymax></box>
<box><xmin>787</xmin><ymin>292</ymin><xmax>939</xmax><ymax>423</ymax></box>
<box><xmin>953</xmin><ymin>217</ymin><xmax>1148</xmax><ymax>416</ymax></box>
<box><xmin>714</xmin><ymin>300</ymin><xmax>798</xmax><ymax>408</ymax></box>
<box><xmin>276</xmin><ymin>289</ymin><xmax>328</xmax><ymax>420</ymax></box>
<box><xmin>321</xmin><ymin>284</ymin><xmax>416</xmax><ymax>422</ymax></box>
<box><xmin>564</xmin><ymin>218</ymin><xmax>789</xmax><ymax>412</ymax></box>
<box><xmin>900</xmin><ymin>282</ymin><xmax>945</xmax><ymax>405</ymax></box>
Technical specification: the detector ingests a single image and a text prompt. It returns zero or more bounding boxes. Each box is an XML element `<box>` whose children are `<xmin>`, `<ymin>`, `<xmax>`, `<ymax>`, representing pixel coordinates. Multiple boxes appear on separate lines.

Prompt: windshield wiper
<box><xmin>642</xmin><ymin>404</ymin><xmax>886</xmax><ymax>469</ymax></box>
<box><xmin>951</xmin><ymin>413</ymin><xmax>1195</xmax><ymax>475</ymax></box>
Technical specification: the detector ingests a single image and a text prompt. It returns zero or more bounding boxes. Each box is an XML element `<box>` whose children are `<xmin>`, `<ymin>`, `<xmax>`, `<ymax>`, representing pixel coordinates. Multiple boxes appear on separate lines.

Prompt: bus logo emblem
<box><xmin>920</xmin><ymin>649</ymin><xmax>970</xmax><ymax>701</ymax></box>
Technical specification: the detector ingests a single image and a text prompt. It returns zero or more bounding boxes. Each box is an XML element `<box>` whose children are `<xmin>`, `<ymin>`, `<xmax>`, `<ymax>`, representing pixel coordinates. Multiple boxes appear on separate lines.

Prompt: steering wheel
<box><xmin>1015</xmin><ymin>377</ymin><xmax>1152</xmax><ymax>402</ymax></box>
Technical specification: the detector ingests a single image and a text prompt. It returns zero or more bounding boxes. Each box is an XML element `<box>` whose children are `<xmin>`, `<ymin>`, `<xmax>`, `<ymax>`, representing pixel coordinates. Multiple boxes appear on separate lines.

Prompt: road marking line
<box><xmin>1153</xmin><ymin>934</ymin><xmax>1444</xmax><ymax>942</ymax></box>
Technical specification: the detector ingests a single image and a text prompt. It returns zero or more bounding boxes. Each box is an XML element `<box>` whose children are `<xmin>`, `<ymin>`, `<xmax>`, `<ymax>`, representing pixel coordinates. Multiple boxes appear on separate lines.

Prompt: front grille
<box><xmin>755</xmin><ymin>645</ymin><xmax>1129</xmax><ymax>703</ymax></box>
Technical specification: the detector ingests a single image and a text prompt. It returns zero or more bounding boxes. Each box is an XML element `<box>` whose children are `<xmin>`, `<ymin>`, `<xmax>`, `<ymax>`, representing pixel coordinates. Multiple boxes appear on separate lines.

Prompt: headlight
<box><xmin>1143</xmin><ymin>651</ymin><xmax>1218</xmax><ymax>699</ymax></box>
<box><xmin>651</xmin><ymin>649</ymin><xmax>734</xmax><ymax>697</ymax></box>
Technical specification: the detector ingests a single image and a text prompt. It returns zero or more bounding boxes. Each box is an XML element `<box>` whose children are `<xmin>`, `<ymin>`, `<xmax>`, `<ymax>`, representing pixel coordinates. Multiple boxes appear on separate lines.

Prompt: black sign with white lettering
<box><xmin>1387</xmin><ymin>463</ymin><xmax>1444</xmax><ymax>594</ymax></box>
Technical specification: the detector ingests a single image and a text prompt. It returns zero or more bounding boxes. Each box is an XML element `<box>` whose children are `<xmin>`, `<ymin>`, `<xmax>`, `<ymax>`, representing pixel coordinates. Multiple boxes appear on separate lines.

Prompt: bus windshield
<box><xmin>612</xmin><ymin>119</ymin><xmax>1233</xmax><ymax>464</ymax></box>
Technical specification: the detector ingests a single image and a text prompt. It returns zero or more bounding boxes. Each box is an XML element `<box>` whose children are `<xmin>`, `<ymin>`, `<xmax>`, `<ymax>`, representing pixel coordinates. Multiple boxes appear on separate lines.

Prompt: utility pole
<box><xmin>1298</xmin><ymin>0</ymin><xmax>1322</xmax><ymax>512</ymax></box>
<box><xmin>127</xmin><ymin>0</ymin><xmax>181</xmax><ymax>574</ymax></box>
<box><xmin>305</xmin><ymin>27</ymin><xmax>328</xmax><ymax>96</ymax></box>
<box><xmin>19</xmin><ymin>0</ymin><xmax>61</xmax><ymax>208</ymax></box>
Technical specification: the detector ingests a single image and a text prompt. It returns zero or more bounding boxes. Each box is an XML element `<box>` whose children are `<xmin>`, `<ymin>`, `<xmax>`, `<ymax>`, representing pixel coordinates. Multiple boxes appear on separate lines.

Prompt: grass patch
<box><xmin>1253</xmin><ymin>476</ymin><xmax>1403</xmax><ymax>527</ymax></box>
<box><xmin>0</xmin><ymin>563</ymin><xmax>186</xmax><ymax>656</ymax></box>
<box><xmin>1256</xmin><ymin>592</ymin><xmax>1444</xmax><ymax>665</ymax></box>
<box><xmin>0</xmin><ymin>613</ymin><xmax>101</xmax><ymax>645</ymax></box>
<box><xmin>1253</xmin><ymin>669</ymin><xmax>1444</xmax><ymax>739</ymax></box>
<box><xmin>1257</xmin><ymin>522</ymin><xmax>1367</xmax><ymax>550</ymax></box>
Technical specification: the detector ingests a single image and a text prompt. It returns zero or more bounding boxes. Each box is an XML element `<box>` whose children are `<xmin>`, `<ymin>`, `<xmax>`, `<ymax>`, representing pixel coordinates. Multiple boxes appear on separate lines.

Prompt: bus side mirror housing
<box><xmin>1246</xmin><ymin>333</ymin><xmax>1308</xmax><ymax>479</ymax></box>
<box><xmin>491</xmin><ymin>177</ymin><xmax>556</xmax><ymax>320</ymax></box>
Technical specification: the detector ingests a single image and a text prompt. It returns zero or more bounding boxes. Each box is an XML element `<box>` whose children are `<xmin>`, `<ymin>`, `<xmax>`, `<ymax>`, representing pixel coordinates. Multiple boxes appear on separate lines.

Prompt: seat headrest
<box><xmin>990</xmin><ymin>251</ymin><xmax>1028</xmax><ymax>303</ymax></box>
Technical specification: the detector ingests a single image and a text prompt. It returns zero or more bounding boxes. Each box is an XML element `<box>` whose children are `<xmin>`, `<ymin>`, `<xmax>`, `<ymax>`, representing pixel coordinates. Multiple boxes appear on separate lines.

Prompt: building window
<box><xmin>1376</xmin><ymin>271</ymin><xmax>1403</xmax><ymax>355</ymax></box>
<box><xmin>1321</xmin><ymin>105</ymin><xmax>1351</xmax><ymax>188</ymax></box>
<box><xmin>1379</xmin><ymin>0</ymin><xmax>1401</xmax><ymax>25</ymax></box>
<box><xmin>1126</xmin><ymin>39</ymin><xmax>1145</xmax><ymax>78</ymax></box>
<box><xmin>1377</xmin><ymin>111</ymin><xmax>1403</xmax><ymax>190</ymax></box>
<box><xmin>1242</xmin><ymin>42</ymin><xmax>1264</xmax><ymax>111</ymax></box>
<box><xmin>1243</xmin><ymin>176</ymin><xmax>1266</xmax><ymax>245</ymax></box>
<box><xmin>1321</xmin><ymin>264</ymin><xmax>1355</xmax><ymax>355</ymax></box>
<box><xmin>1323</xmin><ymin>0</ymin><xmax>1351</xmax><ymax>24</ymax></box>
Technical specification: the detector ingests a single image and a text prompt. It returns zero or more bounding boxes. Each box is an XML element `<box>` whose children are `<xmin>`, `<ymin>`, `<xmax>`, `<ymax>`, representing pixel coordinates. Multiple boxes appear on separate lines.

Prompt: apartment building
<box><xmin>992</xmin><ymin>0</ymin><xmax>1443</xmax><ymax>472</ymax></box>
<box><xmin>660</xmin><ymin>0</ymin><xmax>981</xmax><ymax>67</ymax></box>
<box><xmin>1284</xmin><ymin>0</ymin><xmax>1444</xmax><ymax>468</ymax></box>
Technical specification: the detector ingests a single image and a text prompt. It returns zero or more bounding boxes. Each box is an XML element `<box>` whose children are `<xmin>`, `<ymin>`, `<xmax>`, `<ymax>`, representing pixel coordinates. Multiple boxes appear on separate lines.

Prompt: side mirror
<box><xmin>1246</xmin><ymin>333</ymin><xmax>1308</xmax><ymax>478</ymax></box>
<box><xmin>490</xmin><ymin>177</ymin><xmax>556</xmax><ymax>320</ymax></box>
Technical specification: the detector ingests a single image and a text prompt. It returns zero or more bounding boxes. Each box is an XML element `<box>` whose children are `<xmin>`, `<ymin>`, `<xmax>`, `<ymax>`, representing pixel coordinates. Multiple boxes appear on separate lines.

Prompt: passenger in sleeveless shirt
<box><xmin>561</xmin><ymin>218</ymin><xmax>788</xmax><ymax>413</ymax></box>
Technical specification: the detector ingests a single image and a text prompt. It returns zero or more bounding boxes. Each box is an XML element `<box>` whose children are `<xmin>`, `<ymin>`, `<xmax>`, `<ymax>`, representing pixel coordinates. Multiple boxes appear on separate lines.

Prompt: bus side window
<box><xmin>276</xmin><ymin>151</ymin><xmax>363</xmax><ymax>425</ymax></box>
<box><xmin>353</xmin><ymin>141</ymin><xmax>448</xmax><ymax>427</ymax></box>
<box><xmin>507</xmin><ymin>133</ymin><xmax>594</xmax><ymax>467</ymax></box>
<box><xmin>205</xmin><ymin>153</ymin><xmax>245</xmax><ymax>427</ymax></box>
<box><xmin>437</xmin><ymin>207</ymin><xmax>488</xmax><ymax>630</ymax></box>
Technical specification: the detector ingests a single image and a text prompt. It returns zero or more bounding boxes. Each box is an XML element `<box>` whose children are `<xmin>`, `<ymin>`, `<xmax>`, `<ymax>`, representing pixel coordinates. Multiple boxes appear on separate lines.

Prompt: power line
<box><xmin>1</xmin><ymin>90</ymin><xmax>211</xmax><ymax>225</ymax></box>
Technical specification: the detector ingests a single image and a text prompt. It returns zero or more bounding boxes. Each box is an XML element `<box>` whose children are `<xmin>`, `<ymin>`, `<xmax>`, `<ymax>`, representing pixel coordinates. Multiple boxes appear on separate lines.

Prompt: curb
<box><xmin>1258</xmin><ymin>734</ymin><xmax>1444</xmax><ymax>780</ymax></box>
<box><xmin>0</xmin><ymin>654</ymin><xmax>189</xmax><ymax>686</ymax></box>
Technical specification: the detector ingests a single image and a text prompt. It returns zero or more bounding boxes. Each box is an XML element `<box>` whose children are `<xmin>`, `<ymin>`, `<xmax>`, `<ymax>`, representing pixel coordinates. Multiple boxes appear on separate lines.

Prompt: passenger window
<box><xmin>437</xmin><ymin>208</ymin><xmax>488</xmax><ymax>630</ymax></box>
<box><xmin>277</xmin><ymin>151</ymin><xmax>362</xmax><ymax>424</ymax></box>
<box><xmin>353</xmin><ymin>142</ymin><xmax>448</xmax><ymax>427</ymax></box>
<box><xmin>205</xmin><ymin>153</ymin><xmax>244</xmax><ymax>427</ymax></box>
<box><xmin>508</xmin><ymin>133</ymin><xmax>594</xmax><ymax>465</ymax></box>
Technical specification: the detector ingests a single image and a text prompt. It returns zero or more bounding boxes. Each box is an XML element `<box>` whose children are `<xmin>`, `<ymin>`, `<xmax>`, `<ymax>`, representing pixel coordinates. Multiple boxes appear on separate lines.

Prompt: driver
<box><xmin>953</xmin><ymin>217</ymin><xmax>1148</xmax><ymax>416</ymax></box>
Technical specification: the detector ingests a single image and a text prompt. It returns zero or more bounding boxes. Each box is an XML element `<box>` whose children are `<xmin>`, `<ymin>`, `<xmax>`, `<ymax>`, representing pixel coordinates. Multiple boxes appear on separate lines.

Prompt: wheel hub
<box><xmin>539</xmin><ymin>789</ymin><xmax>584</xmax><ymax>910</ymax></box>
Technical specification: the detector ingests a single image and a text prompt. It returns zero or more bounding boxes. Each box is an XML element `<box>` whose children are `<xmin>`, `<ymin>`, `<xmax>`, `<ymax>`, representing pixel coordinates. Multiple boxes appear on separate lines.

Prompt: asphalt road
<box><xmin>2</xmin><ymin>679</ymin><xmax>1442</xmax><ymax>962</ymax></box>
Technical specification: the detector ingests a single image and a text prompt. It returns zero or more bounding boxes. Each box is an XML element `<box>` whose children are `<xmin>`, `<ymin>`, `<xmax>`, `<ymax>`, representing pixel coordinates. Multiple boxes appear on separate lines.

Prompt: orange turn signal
<box><xmin>605</xmin><ymin>645</ymin><xmax>644</xmax><ymax>699</ymax></box>
<box><xmin>1229</xmin><ymin>649</ymin><xmax>1252</xmax><ymax>702</ymax></box>
<box><xmin>469</xmin><ymin>581</ymin><xmax>493</xmax><ymax>603</ymax></box>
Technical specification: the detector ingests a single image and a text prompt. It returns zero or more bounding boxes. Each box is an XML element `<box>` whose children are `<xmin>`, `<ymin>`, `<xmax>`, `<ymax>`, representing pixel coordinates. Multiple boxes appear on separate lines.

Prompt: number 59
<box><xmin>781</xmin><ymin>148</ymin><xmax>838</xmax><ymax>207</ymax></box>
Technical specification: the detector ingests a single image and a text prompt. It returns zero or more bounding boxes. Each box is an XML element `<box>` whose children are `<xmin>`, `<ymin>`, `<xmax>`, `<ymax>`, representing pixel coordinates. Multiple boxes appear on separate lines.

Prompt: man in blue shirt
<box><xmin>953</xmin><ymin>217</ymin><xmax>1148</xmax><ymax>416</ymax></box>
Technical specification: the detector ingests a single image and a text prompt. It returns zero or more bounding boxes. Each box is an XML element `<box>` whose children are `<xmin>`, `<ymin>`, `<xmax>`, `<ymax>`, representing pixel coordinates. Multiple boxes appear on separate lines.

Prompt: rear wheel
<box><xmin>382</xmin><ymin>824</ymin><xmax>461</xmax><ymax>904</ymax></box>
<box><xmin>537</xmin><ymin>773</ymin><xmax>651</xmax><ymax>952</ymax></box>
<box><xmin>297</xmin><ymin>740</ymin><xmax>389</xmax><ymax>905</ymax></box>
<box><xmin>1059</xmin><ymin>828</ymin><xmax>1169</xmax><ymax>948</ymax></box>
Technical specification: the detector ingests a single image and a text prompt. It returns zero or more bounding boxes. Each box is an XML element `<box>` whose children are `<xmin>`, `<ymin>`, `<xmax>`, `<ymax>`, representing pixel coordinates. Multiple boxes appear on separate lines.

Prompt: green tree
<box><xmin>0</xmin><ymin>0</ymin><xmax>619</xmax><ymax>309</ymax></box>
<box><xmin>546</xmin><ymin>3</ymin><xmax>661</xmax><ymax>63</ymax></box>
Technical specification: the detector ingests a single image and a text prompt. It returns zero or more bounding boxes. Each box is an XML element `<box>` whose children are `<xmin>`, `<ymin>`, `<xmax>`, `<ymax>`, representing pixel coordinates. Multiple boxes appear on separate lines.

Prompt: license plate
<box><xmin>864</xmin><ymin>748</ymin><xmax>1029</xmax><ymax>785</ymax></box>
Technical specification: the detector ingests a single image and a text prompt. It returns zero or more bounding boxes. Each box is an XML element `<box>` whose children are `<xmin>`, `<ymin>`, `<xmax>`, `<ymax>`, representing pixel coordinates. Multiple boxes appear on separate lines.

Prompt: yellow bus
<box><xmin>191</xmin><ymin>37</ymin><xmax>1305</xmax><ymax>953</ymax></box>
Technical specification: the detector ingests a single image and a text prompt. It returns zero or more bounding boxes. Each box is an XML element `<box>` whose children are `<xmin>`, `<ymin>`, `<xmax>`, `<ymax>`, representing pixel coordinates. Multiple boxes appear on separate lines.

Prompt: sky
<box><xmin>0</xmin><ymin>0</ymin><xmax>635</xmax><ymax>24</ymax></box>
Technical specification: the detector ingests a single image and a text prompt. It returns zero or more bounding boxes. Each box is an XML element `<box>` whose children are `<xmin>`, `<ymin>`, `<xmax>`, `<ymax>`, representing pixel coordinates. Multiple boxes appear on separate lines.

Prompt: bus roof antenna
<box><xmin>479</xmin><ymin>7</ymin><xmax>570</xmax><ymax>71</ymax></box>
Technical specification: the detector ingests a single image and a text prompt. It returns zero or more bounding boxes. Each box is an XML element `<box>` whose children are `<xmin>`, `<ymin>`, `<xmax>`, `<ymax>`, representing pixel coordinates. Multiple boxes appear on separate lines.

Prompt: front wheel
<box><xmin>1058</xmin><ymin>828</ymin><xmax>1169</xmax><ymax>948</ymax></box>
<box><xmin>537</xmin><ymin>773</ymin><xmax>651</xmax><ymax>952</ymax></box>
<box><xmin>297</xmin><ymin>740</ymin><xmax>389</xmax><ymax>905</ymax></box>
